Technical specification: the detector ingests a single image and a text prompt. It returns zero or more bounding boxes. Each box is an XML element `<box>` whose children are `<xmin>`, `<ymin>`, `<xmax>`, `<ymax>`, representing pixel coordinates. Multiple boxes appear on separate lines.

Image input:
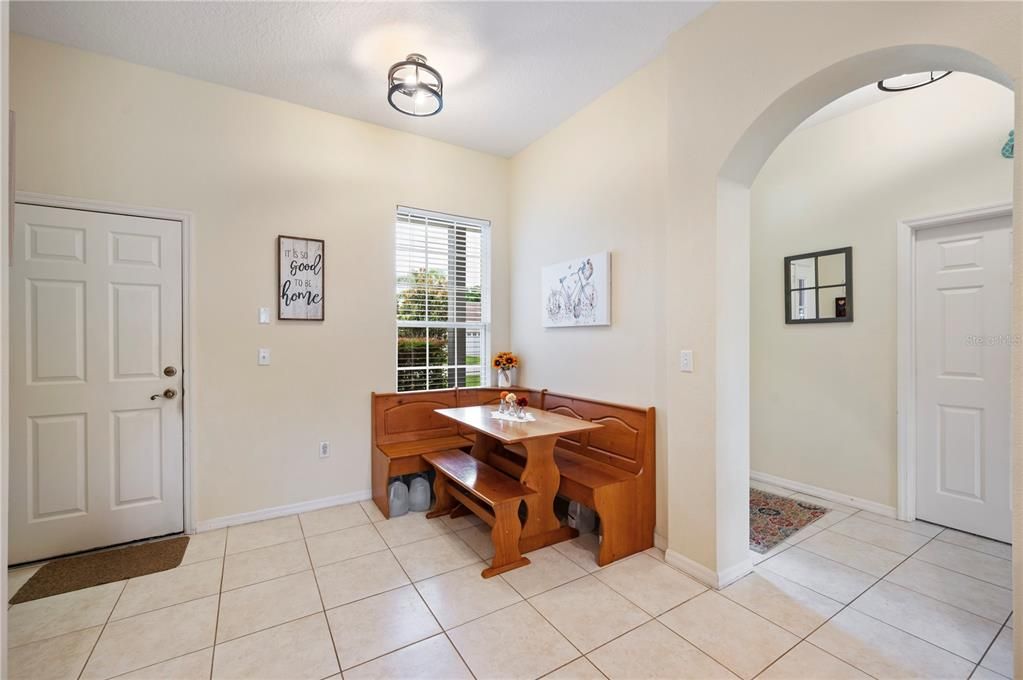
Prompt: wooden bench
<box><xmin>494</xmin><ymin>392</ymin><xmax>655</xmax><ymax>566</ymax></box>
<box><xmin>370</xmin><ymin>387</ymin><xmax>545</xmax><ymax>518</ymax></box>
<box><xmin>424</xmin><ymin>449</ymin><xmax>536</xmax><ymax>578</ymax></box>
<box><xmin>371</xmin><ymin>389</ymin><xmax>472</xmax><ymax>518</ymax></box>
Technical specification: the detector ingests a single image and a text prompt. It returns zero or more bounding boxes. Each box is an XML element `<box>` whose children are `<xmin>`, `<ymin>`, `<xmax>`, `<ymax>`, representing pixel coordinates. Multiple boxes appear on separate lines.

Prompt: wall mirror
<box><xmin>784</xmin><ymin>247</ymin><xmax>853</xmax><ymax>323</ymax></box>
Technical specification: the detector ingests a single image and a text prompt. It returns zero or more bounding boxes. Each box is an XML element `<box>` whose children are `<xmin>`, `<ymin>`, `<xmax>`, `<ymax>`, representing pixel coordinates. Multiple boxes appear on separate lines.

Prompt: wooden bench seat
<box><xmin>424</xmin><ymin>449</ymin><xmax>536</xmax><ymax>578</ymax></box>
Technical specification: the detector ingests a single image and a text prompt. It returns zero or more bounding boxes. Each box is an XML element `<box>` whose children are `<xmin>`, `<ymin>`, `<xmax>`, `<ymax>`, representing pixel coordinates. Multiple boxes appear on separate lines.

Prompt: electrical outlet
<box><xmin>258</xmin><ymin>348</ymin><xmax>271</xmax><ymax>366</ymax></box>
<box><xmin>680</xmin><ymin>350</ymin><xmax>694</xmax><ymax>373</ymax></box>
<box><xmin>319</xmin><ymin>441</ymin><xmax>330</xmax><ymax>458</ymax></box>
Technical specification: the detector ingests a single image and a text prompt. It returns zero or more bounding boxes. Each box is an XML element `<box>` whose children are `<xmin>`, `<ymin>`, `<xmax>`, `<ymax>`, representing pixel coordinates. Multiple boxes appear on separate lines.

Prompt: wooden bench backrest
<box><xmin>372</xmin><ymin>387</ymin><xmax>548</xmax><ymax>444</ymax></box>
<box><xmin>542</xmin><ymin>392</ymin><xmax>654</xmax><ymax>476</ymax></box>
<box><xmin>372</xmin><ymin>389</ymin><xmax>459</xmax><ymax>445</ymax></box>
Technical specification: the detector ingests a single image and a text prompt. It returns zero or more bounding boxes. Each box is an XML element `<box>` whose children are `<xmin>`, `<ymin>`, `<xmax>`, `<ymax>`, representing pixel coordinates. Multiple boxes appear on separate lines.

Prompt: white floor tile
<box><xmin>935</xmin><ymin>529</ymin><xmax>1012</xmax><ymax>560</ymax></box>
<box><xmin>212</xmin><ymin>612</ymin><xmax>339</xmax><ymax>680</ymax></box>
<box><xmin>980</xmin><ymin>627</ymin><xmax>1013</xmax><ymax>677</ymax></box>
<box><xmin>374</xmin><ymin>511</ymin><xmax>449</xmax><ymax>548</ymax></box>
<box><xmin>326</xmin><ymin>584</ymin><xmax>441</xmax><ymax>669</ymax></box>
<box><xmin>315</xmin><ymin>549</ymin><xmax>409</xmax><ymax>609</ymax></box>
<box><xmin>751</xmin><ymin>542</ymin><xmax>791</xmax><ymax>566</ymax></box>
<box><xmin>343</xmin><ymin>634</ymin><xmax>473</xmax><ymax>680</ymax></box>
<box><xmin>783</xmin><ymin>524</ymin><xmax>822</xmax><ymax>546</ymax></box>
<box><xmin>414</xmin><ymin>562</ymin><xmax>522</xmax><ymax>629</ymax></box>
<box><xmin>180</xmin><ymin>529</ymin><xmax>226</xmax><ymax>565</ymax></box>
<box><xmin>811</xmin><ymin>510</ymin><xmax>852</xmax><ymax>530</ymax></box>
<box><xmin>530</xmin><ymin>576</ymin><xmax>650</xmax><ymax>653</ymax></box>
<box><xmin>914</xmin><ymin>540</ymin><xmax>1012</xmax><ymax>588</ymax></box>
<box><xmin>720</xmin><ymin>569</ymin><xmax>842</xmax><ymax>637</ymax></box>
<box><xmin>305</xmin><ymin>523</ymin><xmax>387</xmax><ymax>567</ymax></box>
<box><xmin>827</xmin><ymin>515</ymin><xmax>930</xmax><ymax>555</ymax></box>
<box><xmin>809</xmin><ymin>607</ymin><xmax>975</xmax><ymax>679</ymax></box>
<box><xmin>594</xmin><ymin>553</ymin><xmax>705</xmax><ymax>616</ymax></box>
<box><xmin>221</xmin><ymin>538</ymin><xmax>310</xmax><ymax>591</ymax></box>
<box><xmin>225</xmin><ymin>516</ymin><xmax>303</xmax><ymax>555</ymax></box>
<box><xmin>799</xmin><ymin>529</ymin><xmax>904</xmax><ymax>577</ymax></box>
<box><xmin>855</xmin><ymin>512</ymin><xmax>943</xmax><ymax>538</ymax></box>
<box><xmin>9</xmin><ymin>580</ymin><xmax>124</xmax><ymax>648</ymax></box>
<box><xmin>299</xmin><ymin>502</ymin><xmax>370</xmax><ymax>537</ymax></box>
<box><xmin>756</xmin><ymin>641</ymin><xmax>869</xmax><ymax>679</ymax></box>
<box><xmin>658</xmin><ymin>590</ymin><xmax>798</xmax><ymax>679</ymax></box>
<box><xmin>758</xmin><ymin>547</ymin><xmax>876</xmax><ymax>604</ymax></box>
<box><xmin>501</xmin><ymin>546</ymin><xmax>588</xmax><ymax>599</ymax></box>
<box><xmin>7</xmin><ymin>626</ymin><xmax>101</xmax><ymax>680</ymax></box>
<box><xmin>885</xmin><ymin>557</ymin><xmax>1012</xmax><ymax>623</ymax></box>
<box><xmin>448</xmin><ymin>601</ymin><xmax>578</xmax><ymax>680</ymax></box>
<box><xmin>552</xmin><ymin>533</ymin><xmax>602</xmax><ymax>573</ymax></box>
<box><xmin>543</xmin><ymin>657</ymin><xmax>606</xmax><ymax>680</ymax></box>
<box><xmin>361</xmin><ymin>499</ymin><xmax>386</xmax><ymax>522</ymax></box>
<box><xmin>850</xmin><ymin>580</ymin><xmax>999</xmax><ymax>662</ymax></box>
<box><xmin>972</xmin><ymin>666</ymin><xmax>1010</xmax><ymax>680</ymax></box>
<box><xmin>587</xmin><ymin>619</ymin><xmax>737</xmax><ymax>680</ymax></box>
<box><xmin>112</xmin><ymin>558</ymin><xmax>222</xmax><ymax>620</ymax></box>
<box><xmin>216</xmin><ymin>570</ymin><xmax>323</xmax><ymax>643</ymax></box>
<box><xmin>81</xmin><ymin>595</ymin><xmax>218</xmax><ymax>679</ymax></box>
<box><xmin>455</xmin><ymin>523</ymin><xmax>496</xmax><ymax>560</ymax></box>
<box><xmin>391</xmin><ymin>533</ymin><xmax>481</xmax><ymax>582</ymax></box>
<box><xmin>117</xmin><ymin>648</ymin><xmax>214</xmax><ymax>680</ymax></box>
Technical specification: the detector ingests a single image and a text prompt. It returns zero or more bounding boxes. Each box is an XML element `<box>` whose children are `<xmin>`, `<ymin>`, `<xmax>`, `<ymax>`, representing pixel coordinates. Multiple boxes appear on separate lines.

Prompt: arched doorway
<box><xmin>711</xmin><ymin>45</ymin><xmax>1017</xmax><ymax>581</ymax></box>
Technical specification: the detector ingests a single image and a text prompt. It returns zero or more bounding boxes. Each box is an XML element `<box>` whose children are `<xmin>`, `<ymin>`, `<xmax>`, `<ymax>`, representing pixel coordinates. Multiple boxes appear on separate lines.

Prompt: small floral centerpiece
<box><xmin>492</xmin><ymin>352</ymin><xmax>519</xmax><ymax>388</ymax></box>
<box><xmin>498</xmin><ymin>391</ymin><xmax>510</xmax><ymax>414</ymax></box>
<box><xmin>515</xmin><ymin>396</ymin><xmax>529</xmax><ymax>418</ymax></box>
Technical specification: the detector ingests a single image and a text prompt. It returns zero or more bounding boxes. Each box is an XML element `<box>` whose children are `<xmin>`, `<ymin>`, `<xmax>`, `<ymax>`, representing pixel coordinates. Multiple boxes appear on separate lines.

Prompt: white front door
<box><xmin>10</xmin><ymin>203</ymin><xmax>184</xmax><ymax>564</ymax></box>
<box><xmin>914</xmin><ymin>213</ymin><xmax>1012</xmax><ymax>542</ymax></box>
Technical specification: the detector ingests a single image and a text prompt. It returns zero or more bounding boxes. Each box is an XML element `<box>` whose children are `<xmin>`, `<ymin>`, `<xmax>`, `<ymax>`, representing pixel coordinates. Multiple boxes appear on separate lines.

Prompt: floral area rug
<box><xmin>750</xmin><ymin>488</ymin><xmax>828</xmax><ymax>554</ymax></box>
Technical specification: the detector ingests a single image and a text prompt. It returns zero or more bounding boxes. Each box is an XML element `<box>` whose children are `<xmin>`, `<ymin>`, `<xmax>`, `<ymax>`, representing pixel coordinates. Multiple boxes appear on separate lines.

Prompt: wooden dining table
<box><xmin>434</xmin><ymin>405</ymin><xmax>603</xmax><ymax>552</ymax></box>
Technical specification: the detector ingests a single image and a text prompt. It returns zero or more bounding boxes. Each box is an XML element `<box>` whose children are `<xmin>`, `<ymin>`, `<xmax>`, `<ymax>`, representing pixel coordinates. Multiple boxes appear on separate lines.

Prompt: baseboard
<box><xmin>664</xmin><ymin>549</ymin><xmax>752</xmax><ymax>589</ymax></box>
<box><xmin>751</xmin><ymin>470</ymin><xmax>897</xmax><ymax>518</ymax></box>
<box><xmin>194</xmin><ymin>490</ymin><xmax>372</xmax><ymax>533</ymax></box>
<box><xmin>654</xmin><ymin>532</ymin><xmax>667</xmax><ymax>551</ymax></box>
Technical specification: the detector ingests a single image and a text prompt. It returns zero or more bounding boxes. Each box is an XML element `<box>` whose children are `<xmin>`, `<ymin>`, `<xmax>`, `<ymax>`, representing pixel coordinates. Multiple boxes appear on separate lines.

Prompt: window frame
<box><xmin>394</xmin><ymin>205</ymin><xmax>492</xmax><ymax>392</ymax></box>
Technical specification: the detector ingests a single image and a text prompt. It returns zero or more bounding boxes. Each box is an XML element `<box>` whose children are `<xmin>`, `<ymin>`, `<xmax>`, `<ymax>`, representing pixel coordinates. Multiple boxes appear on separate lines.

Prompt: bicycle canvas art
<box><xmin>542</xmin><ymin>251</ymin><xmax>611</xmax><ymax>327</ymax></box>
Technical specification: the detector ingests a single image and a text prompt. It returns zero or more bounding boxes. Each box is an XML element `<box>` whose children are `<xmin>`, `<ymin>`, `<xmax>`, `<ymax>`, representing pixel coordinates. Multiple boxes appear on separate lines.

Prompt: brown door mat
<box><xmin>9</xmin><ymin>536</ymin><xmax>190</xmax><ymax>605</ymax></box>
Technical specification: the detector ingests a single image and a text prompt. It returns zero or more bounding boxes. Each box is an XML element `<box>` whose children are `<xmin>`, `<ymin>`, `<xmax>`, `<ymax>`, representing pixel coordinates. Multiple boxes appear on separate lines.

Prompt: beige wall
<box><xmin>10</xmin><ymin>35</ymin><xmax>510</xmax><ymax>524</ymax></box>
<box><xmin>661</xmin><ymin>1</ymin><xmax>1021</xmax><ymax>576</ymax></box>
<box><xmin>509</xmin><ymin>56</ymin><xmax>668</xmax><ymax>536</ymax></box>
<box><xmin>750</xmin><ymin>74</ymin><xmax>1015</xmax><ymax>508</ymax></box>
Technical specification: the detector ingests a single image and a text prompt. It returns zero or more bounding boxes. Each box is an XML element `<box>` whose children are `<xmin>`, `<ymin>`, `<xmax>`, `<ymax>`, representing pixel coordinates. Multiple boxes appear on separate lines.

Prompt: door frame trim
<box><xmin>14</xmin><ymin>191</ymin><xmax>198</xmax><ymax>534</ymax></box>
<box><xmin>896</xmin><ymin>201</ymin><xmax>1013</xmax><ymax>522</ymax></box>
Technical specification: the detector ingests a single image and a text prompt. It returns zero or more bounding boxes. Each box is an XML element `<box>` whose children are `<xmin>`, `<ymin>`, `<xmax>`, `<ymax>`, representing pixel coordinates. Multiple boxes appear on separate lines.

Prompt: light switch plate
<box><xmin>680</xmin><ymin>350</ymin><xmax>694</xmax><ymax>373</ymax></box>
<box><xmin>258</xmin><ymin>307</ymin><xmax>271</xmax><ymax>324</ymax></box>
<box><xmin>258</xmin><ymin>348</ymin><xmax>271</xmax><ymax>366</ymax></box>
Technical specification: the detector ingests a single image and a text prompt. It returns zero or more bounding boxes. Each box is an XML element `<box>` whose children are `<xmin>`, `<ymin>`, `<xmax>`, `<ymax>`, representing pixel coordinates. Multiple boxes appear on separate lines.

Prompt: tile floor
<box><xmin>6</xmin><ymin>490</ymin><xmax>1015</xmax><ymax>679</ymax></box>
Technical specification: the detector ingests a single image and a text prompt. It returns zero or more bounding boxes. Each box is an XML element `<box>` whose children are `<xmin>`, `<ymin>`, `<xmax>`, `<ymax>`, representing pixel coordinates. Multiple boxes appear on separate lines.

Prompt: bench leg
<box><xmin>593</xmin><ymin>482</ymin><xmax>640</xmax><ymax>566</ymax></box>
<box><xmin>425</xmin><ymin>473</ymin><xmax>455</xmax><ymax>519</ymax></box>
<box><xmin>482</xmin><ymin>500</ymin><xmax>530</xmax><ymax>578</ymax></box>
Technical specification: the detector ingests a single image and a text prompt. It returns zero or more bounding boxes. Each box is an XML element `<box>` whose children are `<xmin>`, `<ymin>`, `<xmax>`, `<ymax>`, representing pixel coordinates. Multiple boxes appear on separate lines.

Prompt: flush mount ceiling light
<box><xmin>877</xmin><ymin>70</ymin><xmax>952</xmax><ymax>92</ymax></box>
<box><xmin>387</xmin><ymin>53</ymin><xmax>443</xmax><ymax>117</ymax></box>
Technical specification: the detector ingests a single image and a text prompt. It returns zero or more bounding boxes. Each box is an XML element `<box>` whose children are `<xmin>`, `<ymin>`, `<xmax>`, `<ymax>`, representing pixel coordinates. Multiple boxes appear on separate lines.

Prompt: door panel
<box><xmin>10</xmin><ymin>203</ymin><xmax>184</xmax><ymax>564</ymax></box>
<box><xmin>915</xmin><ymin>214</ymin><xmax>1011</xmax><ymax>542</ymax></box>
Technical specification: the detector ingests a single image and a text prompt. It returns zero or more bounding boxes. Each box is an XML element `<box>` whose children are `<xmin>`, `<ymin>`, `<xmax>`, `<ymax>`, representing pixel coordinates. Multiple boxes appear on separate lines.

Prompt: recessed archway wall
<box><xmin>658</xmin><ymin>0</ymin><xmax>1020</xmax><ymax>642</ymax></box>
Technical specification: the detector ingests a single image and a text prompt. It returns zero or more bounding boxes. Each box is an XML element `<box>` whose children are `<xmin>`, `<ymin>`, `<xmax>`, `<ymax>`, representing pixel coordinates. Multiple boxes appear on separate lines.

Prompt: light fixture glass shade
<box><xmin>877</xmin><ymin>70</ymin><xmax>952</xmax><ymax>92</ymax></box>
<box><xmin>388</xmin><ymin>54</ymin><xmax>443</xmax><ymax>117</ymax></box>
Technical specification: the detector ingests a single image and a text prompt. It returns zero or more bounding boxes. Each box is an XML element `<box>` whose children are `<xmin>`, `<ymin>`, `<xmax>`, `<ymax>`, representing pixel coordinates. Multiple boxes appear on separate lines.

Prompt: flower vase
<box><xmin>497</xmin><ymin>368</ymin><xmax>512</xmax><ymax>388</ymax></box>
<box><xmin>516</xmin><ymin>405</ymin><xmax>526</xmax><ymax>419</ymax></box>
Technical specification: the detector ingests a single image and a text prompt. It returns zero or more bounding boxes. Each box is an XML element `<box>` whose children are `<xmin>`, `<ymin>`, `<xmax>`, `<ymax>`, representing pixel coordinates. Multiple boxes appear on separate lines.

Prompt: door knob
<box><xmin>150</xmin><ymin>389</ymin><xmax>178</xmax><ymax>401</ymax></box>
<box><xmin>163</xmin><ymin>366</ymin><xmax>177</xmax><ymax>377</ymax></box>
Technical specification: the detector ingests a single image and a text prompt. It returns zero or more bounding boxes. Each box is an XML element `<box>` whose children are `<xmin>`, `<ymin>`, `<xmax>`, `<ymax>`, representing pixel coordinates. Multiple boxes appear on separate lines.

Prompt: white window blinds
<box><xmin>395</xmin><ymin>206</ymin><xmax>490</xmax><ymax>392</ymax></box>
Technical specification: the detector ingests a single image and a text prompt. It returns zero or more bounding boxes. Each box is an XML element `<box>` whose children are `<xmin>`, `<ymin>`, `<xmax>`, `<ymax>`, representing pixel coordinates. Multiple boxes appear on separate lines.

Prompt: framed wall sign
<box><xmin>542</xmin><ymin>251</ymin><xmax>611</xmax><ymax>327</ymax></box>
<box><xmin>278</xmin><ymin>235</ymin><xmax>325</xmax><ymax>320</ymax></box>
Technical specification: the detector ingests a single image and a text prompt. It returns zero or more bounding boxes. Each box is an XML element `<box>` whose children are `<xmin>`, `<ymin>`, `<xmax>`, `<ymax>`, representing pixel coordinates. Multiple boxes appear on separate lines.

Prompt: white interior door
<box><xmin>10</xmin><ymin>203</ymin><xmax>184</xmax><ymax>564</ymax></box>
<box><xmin>914</xmin><ymin>213</ymin><xmax>1012</xmax><ymax>542</ymax></box>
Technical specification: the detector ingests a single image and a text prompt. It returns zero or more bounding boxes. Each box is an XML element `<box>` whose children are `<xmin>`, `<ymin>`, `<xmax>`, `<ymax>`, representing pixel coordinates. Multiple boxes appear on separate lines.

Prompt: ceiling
<box><xmin>11</xmin><ymin>1</ymin><xmax>712</xmax><ymax>157</ymax></box>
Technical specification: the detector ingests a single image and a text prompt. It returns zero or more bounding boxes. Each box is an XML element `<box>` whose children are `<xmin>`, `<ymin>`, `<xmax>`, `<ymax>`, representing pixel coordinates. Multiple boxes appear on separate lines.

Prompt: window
<box><xmin>395</xmin><ymin>206</ymin><xmax>490</xmax><ymax>391</ymax></box>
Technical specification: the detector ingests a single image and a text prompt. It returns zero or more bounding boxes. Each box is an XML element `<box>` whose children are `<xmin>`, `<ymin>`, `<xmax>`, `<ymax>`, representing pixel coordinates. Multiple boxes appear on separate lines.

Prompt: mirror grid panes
<box><xmin>784</xmin><ymin>247</ymin><xmax>852</xmax><ymax>323</ymax></box>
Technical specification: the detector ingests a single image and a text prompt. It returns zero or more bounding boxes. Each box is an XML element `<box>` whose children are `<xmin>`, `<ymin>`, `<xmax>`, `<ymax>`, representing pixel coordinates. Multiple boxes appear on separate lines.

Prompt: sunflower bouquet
<box><xmin>492</xmin><ymin>351</ymin><xmax>519</xmax><ymax>388</ymax></box>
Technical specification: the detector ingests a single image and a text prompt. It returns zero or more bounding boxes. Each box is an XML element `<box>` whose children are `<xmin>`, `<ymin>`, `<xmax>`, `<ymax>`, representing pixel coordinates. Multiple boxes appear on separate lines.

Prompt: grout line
<box><xmin>207</xmin><ymin>529</ymin><xmax>228</xmax><ymax>680</ymax></box>
<box><xmin>75</xmin><ymin>579</ymin><xmax>128</xmax><ymax>680</ymax></box>
<box><xmin>301</xmin><ymin>532</ymin><xmax>343</xmax><ymax>677</ymax></box>
<box><xmin>541</xmin><ymin>656</ymin><xmax>610</xmax><ymax>680</ymax></box>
